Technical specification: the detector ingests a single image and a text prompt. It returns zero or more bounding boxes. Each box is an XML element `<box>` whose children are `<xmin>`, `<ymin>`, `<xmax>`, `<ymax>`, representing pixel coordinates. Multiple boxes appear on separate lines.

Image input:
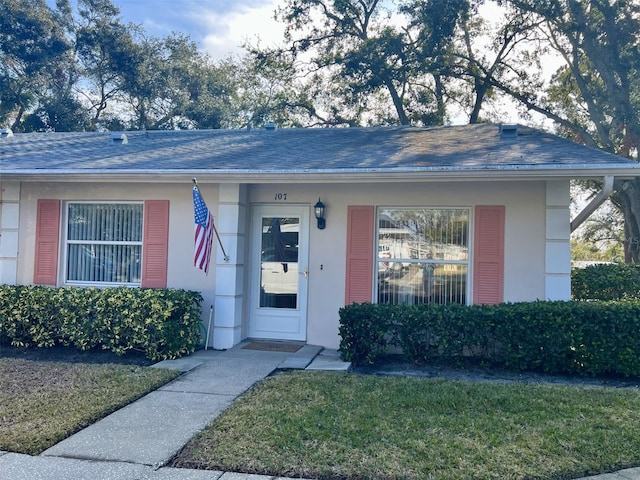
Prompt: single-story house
<box><xmin>1</xmin><ymin>123</ymin><xmax>638</xmax><ymax>350</ymax></box>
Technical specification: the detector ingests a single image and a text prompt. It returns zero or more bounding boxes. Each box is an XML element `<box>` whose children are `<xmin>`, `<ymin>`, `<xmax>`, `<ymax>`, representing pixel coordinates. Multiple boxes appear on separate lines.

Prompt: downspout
<box><xmin>570</xmin><ymin>175</ymin><xmax>615</xmax><ymax>232</ymax></box>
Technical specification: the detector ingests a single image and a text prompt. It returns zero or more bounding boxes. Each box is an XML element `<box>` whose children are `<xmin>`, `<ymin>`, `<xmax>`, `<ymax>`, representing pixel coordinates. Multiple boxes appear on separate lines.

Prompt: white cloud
<box><xmin>97</xmin><ymin>0</ymin><xmax>285</xmax><ymax>59</ymax></box>
<box><xmin>198</xmin><ymin>1</ymin><xmax>284</xmax><ymax>58</ymax></box>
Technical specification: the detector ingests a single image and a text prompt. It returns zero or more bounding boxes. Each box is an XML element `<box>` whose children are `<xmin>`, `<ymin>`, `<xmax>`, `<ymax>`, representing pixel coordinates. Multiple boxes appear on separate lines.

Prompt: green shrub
<box><xmin>339</xmin><ymin>301</ymin><xmax>640</xmax><ymax>377</ymax></box>
<box><xmin>572</xmin><ymin>263</ymin><xmax>640</xmax><ymax>300</ymax></box>
<box><xmin>338</xmin><ymin>303</ymin><xmax>394</xmax><ymax>364</ymax></box>
<box><xmin>0</xmin><ymin>285</ymin><xmax>203</xmax><ymax>360</ymax></box>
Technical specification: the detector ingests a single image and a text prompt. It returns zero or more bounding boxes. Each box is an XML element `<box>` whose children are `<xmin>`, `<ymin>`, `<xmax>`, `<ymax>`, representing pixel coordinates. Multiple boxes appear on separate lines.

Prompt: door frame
<box><xmin>248</xmin><ymin>204</ymin><xmax>310</xmax><ymax>341</ymax></box>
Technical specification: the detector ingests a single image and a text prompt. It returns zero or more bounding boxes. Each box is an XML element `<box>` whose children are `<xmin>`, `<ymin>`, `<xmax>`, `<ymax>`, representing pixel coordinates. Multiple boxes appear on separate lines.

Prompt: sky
<box><xmin>72</xmin><ymin>1</ymin><xmax>512</xmax><ymax>60</ymax></box>
<box><xmin>102</xmin><ymin>0</ymin><xmax>285</xmax><ymax>59</ymax></box>
<box><xmin>46</xmin><ymin>0</ymin><xmax>554</xmax><ymax>126</ymax></box>
<box><xmin>107</xmin><ymin>0</ymin><xmax>535</xmax><ymax>125</ymax></box>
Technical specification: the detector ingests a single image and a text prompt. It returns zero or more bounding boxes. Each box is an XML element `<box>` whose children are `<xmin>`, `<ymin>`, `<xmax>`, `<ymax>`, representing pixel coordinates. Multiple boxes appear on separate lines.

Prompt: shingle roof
<box><xmin>1</xmin><ymin>124</ymin><xmax>638</xmax><ymax>181</ymax></box>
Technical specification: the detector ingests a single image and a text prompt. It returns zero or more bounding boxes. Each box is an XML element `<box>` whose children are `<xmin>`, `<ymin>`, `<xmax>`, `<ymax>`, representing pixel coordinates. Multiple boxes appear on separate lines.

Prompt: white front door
<box><xmin>248</xmin><ymin>205</ymin><xmax>309</xmax><ymax>341</ymax></box>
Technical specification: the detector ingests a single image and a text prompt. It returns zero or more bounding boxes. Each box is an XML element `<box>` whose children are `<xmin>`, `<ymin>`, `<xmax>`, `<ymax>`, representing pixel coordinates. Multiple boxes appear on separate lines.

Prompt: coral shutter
<box><xmin>473</xmin><ymin>205</ymin><xmax>505</xmax><ymax>305</ymax></box>
<box><xmin>141</xmin><ymin>200</ymin><xmax>169</xmax><ymax>288</ymax></box>
<box><xmin>34</xmin><ymin>199</ymin><xmax>61</xmax><ymax>285</ymax></box>
<box><xmin>345</xmin><ymin>205</ymin><xmax>374</xmax><ymax>304</ymax></box>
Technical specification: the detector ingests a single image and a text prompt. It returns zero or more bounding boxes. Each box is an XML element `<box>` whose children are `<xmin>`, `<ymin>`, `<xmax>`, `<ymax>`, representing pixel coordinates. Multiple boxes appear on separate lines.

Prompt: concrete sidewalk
<box><xmin>0</xmin><ymin>343</ymin><xmax>349</xmax><ymax>480</ymax></box>
<box><xmin>1</xmin><ymin>343</ymin><xmax>639</xmax><ymax>480</ymax></box>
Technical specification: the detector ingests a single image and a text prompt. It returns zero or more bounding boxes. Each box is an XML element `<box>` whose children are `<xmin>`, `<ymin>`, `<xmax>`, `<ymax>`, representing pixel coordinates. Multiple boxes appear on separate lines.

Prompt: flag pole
<box><xmin>205</xmin><ymin>304</ymin><xmax>213</xmax><ymax>350</ymax></box>
<box><xmin>212</xmin><ymin>224</ymin><xmax>230</xmax><ymax>263</ymax></box>
<box><xmin>192</xmin><ymin>178</ymin><xmax>229</xmax><ymax>263</ymax></box>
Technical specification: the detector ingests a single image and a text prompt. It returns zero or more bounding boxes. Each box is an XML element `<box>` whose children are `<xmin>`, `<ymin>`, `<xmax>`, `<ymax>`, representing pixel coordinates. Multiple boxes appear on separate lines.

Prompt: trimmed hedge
<box><xmin>339</xmin><ymin>301</ymin><xmax>640</xmax><ymax>377</ymax></box>
<box><xmin>572</xmin><ymin>263</ymin><xmax>640</xmax><ymax>300</ymax></box>
<box><xmin>0</xmin><ymin>285</ymin><xmax>203</xmax><ymax>360</ymax></box>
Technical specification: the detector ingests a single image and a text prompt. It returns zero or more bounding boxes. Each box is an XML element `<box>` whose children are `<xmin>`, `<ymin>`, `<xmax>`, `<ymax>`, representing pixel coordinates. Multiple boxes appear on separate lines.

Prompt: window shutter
<box><xmin>473</xmin><ymin>205</ymin><xmax>505</xmax><ymax>305</ymax></box>
<box><xmin>345</xmin><ymin>205</ymin><xmax>374</xmax><ymax>304</ymax></box>
<box><xmin>34</xmin><ymin>199</ymin><xmax>61</xmax><ymax>285</ymax></box>
<box><xmin>141</xmin><ymin>200</ymin><xmax>169</xmax><ymax>288</ymax></box>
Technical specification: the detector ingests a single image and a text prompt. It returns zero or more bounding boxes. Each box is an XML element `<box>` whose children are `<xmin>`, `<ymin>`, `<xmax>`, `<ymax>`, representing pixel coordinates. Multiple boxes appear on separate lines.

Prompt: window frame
<box><xmin>375</xmin><ymin>206</ymin><xmax>471</xmax><ymax>306</ymax></box>
<box><xmin>62</xmin><ymin>201</ymin><xmax>144</xmax><ymax>286</ymax></box>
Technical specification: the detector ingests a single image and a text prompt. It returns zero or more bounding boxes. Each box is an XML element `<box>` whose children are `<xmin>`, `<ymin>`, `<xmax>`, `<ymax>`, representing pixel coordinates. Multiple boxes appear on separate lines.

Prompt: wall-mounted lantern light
<box><xmin>314</xmin><ymin>198</ymin><xmax>326</xmax><ymax>230</ymax></box>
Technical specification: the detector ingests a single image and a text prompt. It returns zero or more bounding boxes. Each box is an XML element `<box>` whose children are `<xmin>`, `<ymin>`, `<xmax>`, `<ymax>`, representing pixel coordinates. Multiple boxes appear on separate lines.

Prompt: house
<box><xmin>1</xmin><ymin>124</ymin><xmax>638</xmax><ymax>350</ymax></box>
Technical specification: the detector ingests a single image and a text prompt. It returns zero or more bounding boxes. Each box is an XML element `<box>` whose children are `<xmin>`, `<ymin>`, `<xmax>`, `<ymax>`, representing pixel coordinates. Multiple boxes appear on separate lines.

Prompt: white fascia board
<box><xmin>3</xmin><ymin>164</ymin><xmax>640</xmax><ymax>184</ymax></box>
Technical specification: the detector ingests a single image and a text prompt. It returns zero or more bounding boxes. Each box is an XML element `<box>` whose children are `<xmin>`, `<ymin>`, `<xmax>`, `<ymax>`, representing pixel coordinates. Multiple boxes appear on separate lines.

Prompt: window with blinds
<box><xmin>66</xmin><ymin>203</ymin><xmax>143</xmax><ymax>284</ymax></box>
<box><xmin>377</xmin><ymin>208</ymin><xmax>469</xmax><ymax>305</ymax></box>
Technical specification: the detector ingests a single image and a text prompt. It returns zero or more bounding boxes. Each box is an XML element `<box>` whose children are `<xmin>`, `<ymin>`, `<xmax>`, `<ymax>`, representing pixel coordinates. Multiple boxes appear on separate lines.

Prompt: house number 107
<box><xmin>274</xmin><ymin>193</ymin><xmax>288</xmax><ymax>201</ymax></box>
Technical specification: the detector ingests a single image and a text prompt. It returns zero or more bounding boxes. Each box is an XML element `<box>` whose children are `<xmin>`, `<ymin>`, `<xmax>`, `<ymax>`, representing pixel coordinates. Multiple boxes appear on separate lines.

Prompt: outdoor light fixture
<box><xmin>314</xmin><ymin>198</ymin><xmax>326</xmax><ymax>230</ymax></box>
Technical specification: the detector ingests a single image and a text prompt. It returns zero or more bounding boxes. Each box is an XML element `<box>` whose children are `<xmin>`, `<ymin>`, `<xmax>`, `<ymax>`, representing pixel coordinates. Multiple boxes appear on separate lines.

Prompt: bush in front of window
<box><xmin>339</xmin><ymin>301</ymin><xmax>640</xmax><ymax>377</ymax></box>
<box><xmin>338</xmin><ymin>303</ymin><xmax>396</xmax><ymax>365</ymax></box>
<box><xmin>0</xmin><ymin>285</ymin><xmax>203</xmax><ymax>361</ymax></box>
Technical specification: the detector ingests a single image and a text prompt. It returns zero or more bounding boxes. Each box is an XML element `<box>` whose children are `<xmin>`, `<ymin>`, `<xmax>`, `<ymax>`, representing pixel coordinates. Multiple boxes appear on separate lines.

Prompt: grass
<box><xmin>0</xmin><ymin>357</ymin><xmax>179</xmax><ymax>455</ymax></box>
<box><xmin>172</xmin><ymin>371</ymin><xmax>640</xmax><ymax>480</ymax></box>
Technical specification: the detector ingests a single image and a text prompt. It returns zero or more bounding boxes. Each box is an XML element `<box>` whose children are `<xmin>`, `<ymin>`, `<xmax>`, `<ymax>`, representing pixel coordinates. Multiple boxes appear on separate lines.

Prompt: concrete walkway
<box><xmin>1</xmin><ymin>343</ymin><xmax>639</xmax><ymax>480</ymax></box>
<box><xmin>0</xmin><ymin>343</ymin><xmax>348</xmax><ymax>480</ymax></box>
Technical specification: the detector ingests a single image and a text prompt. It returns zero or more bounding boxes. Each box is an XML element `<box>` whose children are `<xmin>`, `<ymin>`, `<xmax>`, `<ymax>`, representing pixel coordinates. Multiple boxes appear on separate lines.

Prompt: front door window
<box><xmin>260</xmin><ymin>217</ymin><xmax>299</xmax><ymax>309</ymax></box>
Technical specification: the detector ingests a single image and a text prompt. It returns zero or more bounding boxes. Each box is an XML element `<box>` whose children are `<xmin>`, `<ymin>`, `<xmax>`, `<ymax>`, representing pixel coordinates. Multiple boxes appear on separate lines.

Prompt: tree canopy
<box><xmin>0</xmin><ymin>0</ymin><xmax>245</xmax><ymax>132</ymax></box>
<box><xmin>2</xmin><ymin>0</ymin><xmax>640</xmax><ymax>258</ymax></box>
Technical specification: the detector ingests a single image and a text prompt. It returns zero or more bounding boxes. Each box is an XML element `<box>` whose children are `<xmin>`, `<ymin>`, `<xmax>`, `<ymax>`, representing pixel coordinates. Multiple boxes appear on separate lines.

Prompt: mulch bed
<box><xmin>353</xmin><ymin>355</ymin><xmax>640</xmax><ymax>388</ymax></box>
<box><xmin>4</xmin><ymin>343</ymin><xmax>640</xmax><ymax>389</ymax></box>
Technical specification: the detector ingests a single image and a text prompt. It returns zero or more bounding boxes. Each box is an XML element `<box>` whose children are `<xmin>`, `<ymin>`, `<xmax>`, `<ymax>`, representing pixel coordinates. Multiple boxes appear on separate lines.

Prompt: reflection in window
<box><xmin>377</xmin><ymin>208</ymin><xmax>469</xmax><ymax>305</ymax></box>
<box><xmin>260</xmin><ymin>217</ymin><xmax>299</xmax><ymax>309</ymax></box>
<box><xmin>66</xmin><ymin>203</ymin><xmax>143</xmax><ymax>284</ymax></box>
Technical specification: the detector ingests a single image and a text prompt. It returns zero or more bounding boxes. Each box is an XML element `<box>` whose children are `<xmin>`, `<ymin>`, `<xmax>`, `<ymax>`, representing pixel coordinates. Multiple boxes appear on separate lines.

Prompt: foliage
<box><xmin>0</xmin><ymin>0</ymin><xmax>71</xmax><ymax>130</ymax></box>
<box><xmin>0</xmin><ymin>0</ymin><xmax>244</xmax><ymax>132</ymax></box>
<box><xmin>572</xmin><ymin>263</ymin><xmax>640</xmax><ymax>301</ymax></box>
<box><xmin>337</xmin><ymin>303</ymin><xmax>395</xmax><ymax>365</ymax></box>
<box><xmin>245</xmin><ymin>0</ymin><xmax>473</xmax><ymax>127</ymax></box>
<box><xmin>571</xmin><ymin>239</ymin><xmax>622</xmax><ymax>263</ymax></box>
<box><xmin>339</xmin><ymin>301</ymin><xmax>640</xmax><ymax>377</ymax></box>
<box><xmin>0</xmin><ymin>285</ymin><xmax>203</xmax><ymax>360</ymax></box>
<box><xmin>173</xmin><ymin>370</ymin><xmax>640</xmax><ymax>480</ymax></box>
<box><xmin>504</xmin><ymin>0</ymin><xmax>640</xmax><ymax>261</ymax></box>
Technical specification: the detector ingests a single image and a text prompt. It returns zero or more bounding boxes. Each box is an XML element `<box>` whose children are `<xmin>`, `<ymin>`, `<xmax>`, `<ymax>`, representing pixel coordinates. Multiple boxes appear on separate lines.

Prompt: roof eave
<box><xmin>2</xmin><ymin>164</ymin><xmax>639</xmax><ymax>184</ymax></box>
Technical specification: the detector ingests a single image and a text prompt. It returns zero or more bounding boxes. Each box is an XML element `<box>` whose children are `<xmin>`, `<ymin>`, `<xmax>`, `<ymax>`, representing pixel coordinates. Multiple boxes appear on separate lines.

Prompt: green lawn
<box><xmin>173</xmin><ymin>371</ymin><xmax>640</xmax><ymax>480</ymax></box>
<box><xmin>0</xmin><ymin>357</ymin><xmax>179</xmax><ymax>455</ymax></box>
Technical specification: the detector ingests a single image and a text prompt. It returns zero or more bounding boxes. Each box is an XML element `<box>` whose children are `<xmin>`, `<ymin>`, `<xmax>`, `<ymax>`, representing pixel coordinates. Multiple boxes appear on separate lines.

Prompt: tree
<box><xmin>253</xmin><ymin>0</ymin><xmax>470</xmax><ymax>126</ymax></box>
<box><xmin>119</xmin><ymin>34</ymin><xmax>241</xmax><ymax>130</ymax></box>
<box><xmin>240</xmin><ymin>48</ymin><xmax>349</xmax><ymax>128</ymax></box>
<box><xmin>447</xmin><ymin>2</ymin><xmax>547</xmax><ymax>123</ymax></box>
<box><xmin>0</xmin><ymin>0</ymin><xmax>70</xmax><ymax>131</ymax></box>
<box><xmin>499</xmin><ymin>0</ymin><xmax>640</xmax><ymax>261</ymax></box>
<box><xmin>71</xmin><ymin>0</ymin><xmax>147</xmax><ymax>130</ymax></box>
<box><xmin>155</xmin><ymin>36</ymin><xmax>239</xmax><ymax>130</ymax></box>
<box><xmin>0</xmin><ymin>0</ymin><xmax>248</xmax><ymax>132</ymax></box>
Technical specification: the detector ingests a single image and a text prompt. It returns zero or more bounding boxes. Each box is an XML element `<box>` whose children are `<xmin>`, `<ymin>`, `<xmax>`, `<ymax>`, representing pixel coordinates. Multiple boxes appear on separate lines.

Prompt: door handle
<box><xmin>300</xmin><ymin>268</ymin><xmax>308</xmax><ymax>278</ymax></box>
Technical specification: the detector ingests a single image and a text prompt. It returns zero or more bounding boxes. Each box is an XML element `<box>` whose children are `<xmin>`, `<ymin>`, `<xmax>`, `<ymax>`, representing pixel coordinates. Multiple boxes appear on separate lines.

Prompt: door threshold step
<box><xmin>277</xmin><ymin>344</ymin><xmax>323</xmax><ymax>369</ymax></box>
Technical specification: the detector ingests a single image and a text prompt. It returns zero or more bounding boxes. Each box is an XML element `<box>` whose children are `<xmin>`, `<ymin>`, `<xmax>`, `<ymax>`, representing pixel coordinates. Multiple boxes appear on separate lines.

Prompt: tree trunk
<box><xmin>383</xmin><ymin>77</ymin><xmax>410</xmax><ymax>125</ymax></box>
<box><xmin>434</xmin><ymin>75</ymin><xmax>446</xmax><ymax>125</ymax></box>
<box><xmin>469</xmin><ymin>77</ymin><xmax>487</xmax><ymax>124</ymax></box>
<box><xmin>11</xmin><ymin>104</ymin><xmax>26</xmax><ymax>132</ymax></box>
<box><xmin>611</xmin><ymin>178</ymin><xmax>640</xmax><ymax>263</ymax></box>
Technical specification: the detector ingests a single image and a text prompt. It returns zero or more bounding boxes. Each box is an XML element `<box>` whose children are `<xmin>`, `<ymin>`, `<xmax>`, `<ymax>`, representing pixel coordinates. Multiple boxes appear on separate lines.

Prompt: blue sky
<box><xmin>49</xmin><ymin>0</ymin><xmax>285</xmax><ymax>59</ymax></box>
<box><xmin>115</xmin><ymin>0</ymin><xmax>284</xmax><ymax>58</ymax></box>
<box><xmin>49</xmin><ymin>1</ymin><xmax>511</xmax><ymax>61</ymax></box>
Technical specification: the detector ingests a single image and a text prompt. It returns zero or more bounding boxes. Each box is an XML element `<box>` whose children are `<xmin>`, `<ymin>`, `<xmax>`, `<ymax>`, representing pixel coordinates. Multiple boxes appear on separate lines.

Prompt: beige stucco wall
<box><xmin>17</xmin><ymin>182</ymin><xmax>220</xmax><ymax>310</ymax></box>
<box><xmin>15</xmin><ymin>179</ymin><xmax>562</xmax><ymax>350</ymax></box>
<box><xmin>249</xmin><ymin>180</ymin><xmax>549</xmax><ymax>349</ymax></box>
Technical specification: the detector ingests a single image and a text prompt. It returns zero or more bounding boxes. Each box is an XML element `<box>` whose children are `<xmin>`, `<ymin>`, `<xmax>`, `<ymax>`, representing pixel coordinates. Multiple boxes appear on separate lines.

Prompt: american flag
<box><xmin>193</xmin><ymin>187</ymin><xmax>214</xmax><ymax>274</ymax></box>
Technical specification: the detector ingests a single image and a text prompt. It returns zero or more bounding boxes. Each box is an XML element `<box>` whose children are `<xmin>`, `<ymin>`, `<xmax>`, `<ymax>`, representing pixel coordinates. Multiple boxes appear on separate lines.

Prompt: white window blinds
<box><xmin>66</xmin><ymin>203</ymin><xmax>143</xmax><ymax>284</ymax></box>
